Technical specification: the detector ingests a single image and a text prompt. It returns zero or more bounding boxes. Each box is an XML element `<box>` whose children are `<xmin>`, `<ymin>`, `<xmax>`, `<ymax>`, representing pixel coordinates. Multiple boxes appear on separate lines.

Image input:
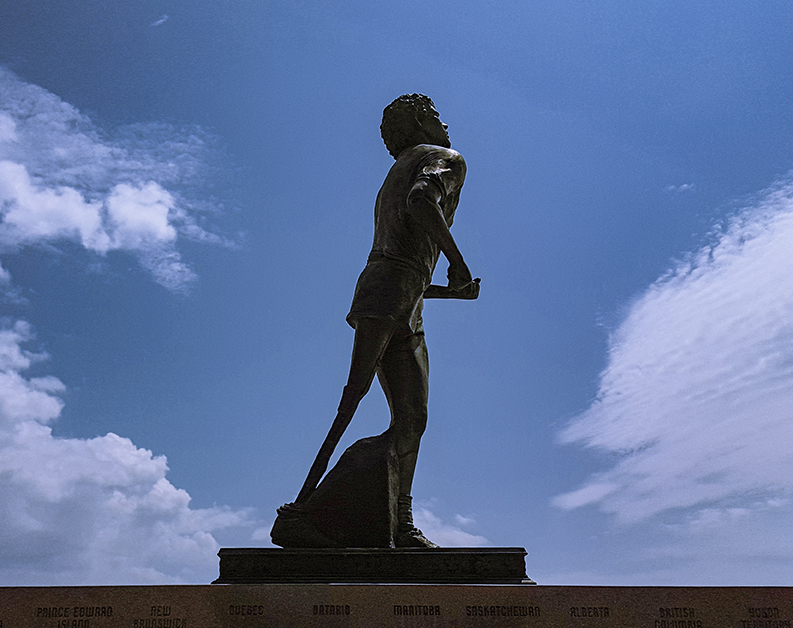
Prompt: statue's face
<box><xmin>418</xmin><ymin>108</ymin><xmax>451</xmax><ymax>148</ymax></box>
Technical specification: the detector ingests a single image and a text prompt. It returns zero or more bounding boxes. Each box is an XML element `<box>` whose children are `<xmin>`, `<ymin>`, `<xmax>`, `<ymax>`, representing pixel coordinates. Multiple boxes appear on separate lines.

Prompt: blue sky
<box><xmin>0</xmin><ymin>0</ymin><xmax>792</xmax><ymax>585</ymax></box>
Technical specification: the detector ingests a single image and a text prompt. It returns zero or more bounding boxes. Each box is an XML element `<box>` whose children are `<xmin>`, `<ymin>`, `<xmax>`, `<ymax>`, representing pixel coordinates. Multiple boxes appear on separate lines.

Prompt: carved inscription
<box><xmin>465</xmin><ymin>605</ymin><xmax>540</xmax><ymax>618</ymax></box>
<box><xmin>742</xmin><ymin>607</ymin><xmax>791</xmax><ymax>628</ymax></box>
<box><xmin>37</xmin><ymin>606</ymin><xmax>114</xmax><ymax>627</ymax></box>
<box><xmin>393</xmin><ymin>605</ymin><xmax>441</xmax><ymax>616</ymax></box>
<box><xmin>37</xmin><ymin>607</ymin><xmax>71</xmax><ymax>618</ymax></box>
<box><xmin>570</xmin><ymin>607</ymin><xmax>609</xmax><ymax>618</ymax></box>
<box><xmin>655</xmin><ymin>607</ymin><xmax>702</xmax><ymax>628</ymax></box>
<box><xmin>313</xmin><ymin>605</ymin><xmax>351</xmax><ymax>616</ymax></box>
<box><xmin>229</xmin><ymin>605</ymin><xmax>266</xmax><ymax>617</ymax></box>
<box><xmin>131</xmin><ymin>604</ymin><xmax>187</xmax><ymax>627</ymax></box>
<box><xmin>38</xmin><ymin>607</ymin><xmax>114</xmax><ymax>618</ymax></box>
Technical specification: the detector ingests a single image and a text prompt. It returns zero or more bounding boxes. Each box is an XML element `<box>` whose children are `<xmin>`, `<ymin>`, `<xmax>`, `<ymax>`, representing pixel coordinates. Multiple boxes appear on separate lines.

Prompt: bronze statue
<box><xmin>272</xmin><ymin>94</ymin><xmax>479</xmax><ymax>549</ymax></box>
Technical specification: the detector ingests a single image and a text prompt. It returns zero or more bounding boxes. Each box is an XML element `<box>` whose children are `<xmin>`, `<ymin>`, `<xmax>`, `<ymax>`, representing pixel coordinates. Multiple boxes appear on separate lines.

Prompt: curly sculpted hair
<box><xmin>380</xmin><ymin>93</ymin><xmax>439</xmax><ymax>158</ymax></box>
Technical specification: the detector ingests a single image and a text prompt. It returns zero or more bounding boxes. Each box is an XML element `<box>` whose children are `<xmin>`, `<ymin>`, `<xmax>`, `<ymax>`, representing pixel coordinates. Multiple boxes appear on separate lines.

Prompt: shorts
<box><xmin>346</xmin><ymin>257</ymin><xmax>427</xmax><ymax>334</ymax></box>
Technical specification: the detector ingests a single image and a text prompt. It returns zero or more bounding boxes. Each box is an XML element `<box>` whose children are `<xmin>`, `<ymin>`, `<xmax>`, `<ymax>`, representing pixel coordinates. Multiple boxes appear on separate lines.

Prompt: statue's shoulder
<box><xmin>389</xmin><ymin>146</ymin><xmax>466</xmax><ymax>192</ymax></box>
<box><xmin>438</xmin><ymin>147</ymin><xmax>465</xmax><ymax>167</ymax></box>
<box><xmin>399</xmin><ymin>145</ymin><xmax>465</xmax><ymax>173</ymax></box>
<box><xmin>407</xmin><ymin>144</ymin><xmax>464</xmax><ymax>160</ymax></box>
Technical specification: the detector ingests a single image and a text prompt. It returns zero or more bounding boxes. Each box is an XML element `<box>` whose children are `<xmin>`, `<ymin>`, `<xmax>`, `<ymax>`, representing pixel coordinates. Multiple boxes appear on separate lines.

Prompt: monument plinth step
<box><xmin>214</xmin><ymin>547</ymin><xmax>533</xmax><ymax>584</ymax></box>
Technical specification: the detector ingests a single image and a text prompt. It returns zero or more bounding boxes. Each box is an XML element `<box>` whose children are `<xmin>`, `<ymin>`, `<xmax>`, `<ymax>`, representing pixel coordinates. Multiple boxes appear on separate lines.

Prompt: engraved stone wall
<box><xmin>1</xmin><ymin>584</ymin><xmax>791</xmax><ymax>627</ymax></box>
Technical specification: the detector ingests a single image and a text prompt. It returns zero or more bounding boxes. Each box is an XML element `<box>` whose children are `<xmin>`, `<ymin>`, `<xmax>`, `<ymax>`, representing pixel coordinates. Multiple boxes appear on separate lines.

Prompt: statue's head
<box><xmin>381</xmin><ymin>93</ymin><xmax>451</xmax><ymax>159</ymax></box>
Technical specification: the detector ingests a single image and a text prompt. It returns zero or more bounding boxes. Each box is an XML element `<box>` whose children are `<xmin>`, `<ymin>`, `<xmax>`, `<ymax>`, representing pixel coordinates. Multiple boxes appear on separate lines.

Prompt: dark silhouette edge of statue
<box><xmin>271</xmin><ymin>94</ymin><xmax>480</xmax><ymax>549</ymax></box>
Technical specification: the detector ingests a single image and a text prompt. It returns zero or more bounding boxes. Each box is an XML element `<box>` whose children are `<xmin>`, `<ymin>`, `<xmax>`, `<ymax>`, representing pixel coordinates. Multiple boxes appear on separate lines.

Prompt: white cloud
<box><xmin>454</xmin><ymin>514</ymin><xmax>476</xmax><ymax>527</ymax></box>
<box><xmin>0</xmin><ymin>112</ymin><xmax>17</xmax><ymax>143</ymax></box>
<box><xmin>0</xmin><ymin>321</ymin><xmax>252</xmax><ymax>584</ymax></box>
<box><xmin>0</xmin><ymin>160</ymin><xmax>108</xmax><ymax>251</ymax></box>
<box><xmin>664</xmin><ymin>183</ymin><xmax>695</xmax><ymax>193</ymax></box>
<box><xmin>554</xmin><ymin>176</ymin><xmax>793</xmax><ymax>546</ymax></box>
<box><xmin>107</xmin><ymin>182</ymin><xmax>177</xmax><ymax>248</ymax></box>
<box><xmin>414</xmin><ymin>504</ymin><xmax>488</xmax><ymax>547</ymax></box>
<box><xmin>0</xmin><ymin>69</ymin><xmax>255</xmax><ymax>585</ymax></box>
<box><xmin>0</xmin><ymin>322</ymin><xmax>63</xmax><ymax>428</ymax></box>
<box><xmin>0</xmin><ymin>66</ymin><xmax>227</xmax><ymax>292</ymax></box>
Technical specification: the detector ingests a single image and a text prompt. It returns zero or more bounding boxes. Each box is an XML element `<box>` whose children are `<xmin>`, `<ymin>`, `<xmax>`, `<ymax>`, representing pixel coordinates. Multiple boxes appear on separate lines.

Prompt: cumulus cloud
<box><xmin>554</xmin><ymin>177</ymin><xmax>793</xmax><ymax>529</ymax></box>
<box><xmin>0</xmin><ymin>66</ymin><xmax>227</xmax><ymax>292</ymax></box>
<box><xmin>0</xmin><ymin>321</ymin><xmax>251</xmax><ymax>584</ymax></box>
<box><xmin>0</xmin><ymin>321</ymin><xmax>63</xmax><ymax>427</ymax></box>
<box><xmin>0</xmin><ymin>69</ymin><xmax>256</xmax><ymax>585</ymax></box>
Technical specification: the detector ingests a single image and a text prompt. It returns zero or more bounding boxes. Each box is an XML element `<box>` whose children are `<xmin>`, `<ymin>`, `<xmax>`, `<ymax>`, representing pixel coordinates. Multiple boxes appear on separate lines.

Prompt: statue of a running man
<box><xmin>273</xmin><ymin>94</ymin><xmax>479</xmax><ymax>549</ymax></box>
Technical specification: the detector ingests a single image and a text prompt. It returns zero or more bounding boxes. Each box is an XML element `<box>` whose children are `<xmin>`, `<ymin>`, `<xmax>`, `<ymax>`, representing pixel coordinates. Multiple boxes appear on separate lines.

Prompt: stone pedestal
<box><xmin>214</xmin><ymin>547</ymin><xmax>533</xmax><ymax>584</ymax></box>
<box><xmin>2</xmin><ymin>583</ymin><xmax>792</xmax><ymax>626</ymax></box>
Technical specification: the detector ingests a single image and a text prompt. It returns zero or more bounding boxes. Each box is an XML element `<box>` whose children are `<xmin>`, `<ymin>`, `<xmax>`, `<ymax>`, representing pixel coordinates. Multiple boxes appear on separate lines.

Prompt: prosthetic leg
<box><xmin>295</xmin><ymin>319</ymin><xmax>394</xmax><ymax>505</ymax></box>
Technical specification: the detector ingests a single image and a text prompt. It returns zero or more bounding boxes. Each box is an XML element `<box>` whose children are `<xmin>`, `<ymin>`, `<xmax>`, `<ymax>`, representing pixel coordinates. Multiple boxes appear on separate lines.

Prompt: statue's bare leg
<box><xmin>295</xmin><ymin>317</ymin><xmax>394</xmax><ymax>504</ymax></box>
<box><xmin>377</xmin><ymin>330</ymin><xmax>437</xmax><ymax>547</ymax></box>
<box><xmin>377</xmin><ymin>331</ymin><xmax>429</xmax><ymax>496</ymax></box>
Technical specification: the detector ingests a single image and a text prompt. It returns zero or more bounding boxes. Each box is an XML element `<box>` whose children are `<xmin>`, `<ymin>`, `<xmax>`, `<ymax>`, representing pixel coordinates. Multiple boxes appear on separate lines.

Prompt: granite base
<box><xmin>214</xmin><ymin>547</ymin><xmax>533</xmax><ymax>584</ymax></box>
<box><xmin>2</xmin><ymin>583</ymin><xmax>792</xmax><ymax>627</ymax></box>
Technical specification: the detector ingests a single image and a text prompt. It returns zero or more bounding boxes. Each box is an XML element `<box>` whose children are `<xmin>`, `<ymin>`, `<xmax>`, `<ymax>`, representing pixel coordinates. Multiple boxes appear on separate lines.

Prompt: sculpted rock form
<box><xmin>271</xmin><ymin>429</ymin><xmax>399</xmax><ymax>548</ymax></box>
<box><xmin>272</xmin><ymin>94</ymin><xmax>479</xmax><ymax>548</ymax></box>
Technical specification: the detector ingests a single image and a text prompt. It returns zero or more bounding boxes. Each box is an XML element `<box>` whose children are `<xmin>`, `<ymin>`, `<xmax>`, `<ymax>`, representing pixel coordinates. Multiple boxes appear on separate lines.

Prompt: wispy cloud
<box><xmin>0</xmin><ymin>66</ymin><xmax>228</xmax><ymax>293</ymax></box>
<box><xmin>555</xmin><ymin>177</ymin><xmax>793</xmax><ymax>529</ymax></box>
<box><xmin>150</xmin><ymin>14</ymin><xmax>169</xmax><ymax>27</ymax></box>
<box><xmin>664</xmin><ymin>183</ymin><xmax>695</xmax><ymax>193</ymax></box>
